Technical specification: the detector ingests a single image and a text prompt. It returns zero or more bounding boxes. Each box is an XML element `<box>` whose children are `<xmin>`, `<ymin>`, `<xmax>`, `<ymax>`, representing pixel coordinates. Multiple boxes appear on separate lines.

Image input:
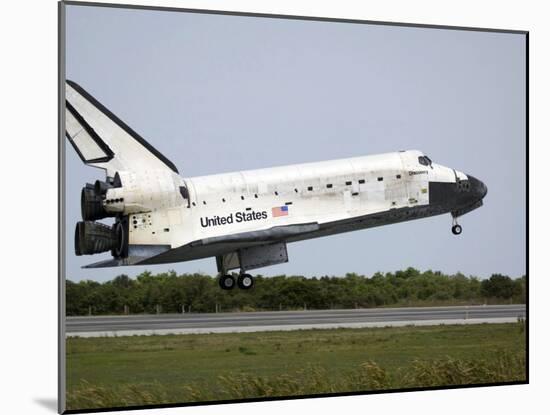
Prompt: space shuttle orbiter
<box><xmin>66</xmin><ymin>80</ymin><xmax>487</xmax><ymax>290</ymax></box>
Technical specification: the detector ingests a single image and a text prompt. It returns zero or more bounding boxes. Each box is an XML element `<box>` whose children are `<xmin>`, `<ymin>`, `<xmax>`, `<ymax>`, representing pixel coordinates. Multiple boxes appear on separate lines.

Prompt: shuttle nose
<box><xmin>467</xmin><ymin>175</ymin><xmax>488</xmax><ymax>201</ymax></box>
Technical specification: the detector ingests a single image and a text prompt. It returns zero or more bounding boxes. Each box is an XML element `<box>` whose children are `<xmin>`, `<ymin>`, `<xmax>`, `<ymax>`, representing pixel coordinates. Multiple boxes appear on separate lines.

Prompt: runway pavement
<box><xmin>65</xmin><ymin>304</ymin><xmax>526</xmax><ymax>337</ymax></box>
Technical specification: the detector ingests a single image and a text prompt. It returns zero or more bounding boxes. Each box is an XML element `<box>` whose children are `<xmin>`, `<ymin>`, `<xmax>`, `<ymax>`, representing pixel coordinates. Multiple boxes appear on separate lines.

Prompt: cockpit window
<box><xmin>418</xmin><ymin>156</ymin><xmax>431</xmax><ymax>166</ymax></box>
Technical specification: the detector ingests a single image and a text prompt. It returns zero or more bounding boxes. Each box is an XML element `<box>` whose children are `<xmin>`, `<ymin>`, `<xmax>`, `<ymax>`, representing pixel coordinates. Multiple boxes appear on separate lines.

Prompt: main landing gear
<box><xmin>451</xmin><ymin>216</ymin><xmax>462</xmax><ymax>235</ymax></box>
<box><xmin>219</xmin><ymin>274</ymin><xmax>236</xmax><ymax>290</ymax></box>
<box><xmin>218</xmin><ymin>273</ymin><xmax>255</xmax><ymax>291</ymax></box>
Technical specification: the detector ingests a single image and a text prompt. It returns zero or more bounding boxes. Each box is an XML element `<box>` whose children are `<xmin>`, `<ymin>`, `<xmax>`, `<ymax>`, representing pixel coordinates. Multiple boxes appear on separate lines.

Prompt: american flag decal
<box><xmin>272</xmin><ymin>205</ymin><xmax>289</xmax><ymax>217</ymax></box>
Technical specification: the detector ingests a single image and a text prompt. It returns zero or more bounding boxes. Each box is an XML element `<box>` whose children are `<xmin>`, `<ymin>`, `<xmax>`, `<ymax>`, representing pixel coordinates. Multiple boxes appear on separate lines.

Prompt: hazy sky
<box><xmin>64</xmin><ymin>4</ymin><xmax>526</xmax><ymax>282</ymax></box>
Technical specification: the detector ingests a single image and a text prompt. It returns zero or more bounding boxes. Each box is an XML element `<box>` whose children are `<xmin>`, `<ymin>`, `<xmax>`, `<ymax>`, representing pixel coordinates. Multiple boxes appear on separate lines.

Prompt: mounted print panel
<box><xmin>59</xmin><ymin>1</ymin><xmax>528</xmax><ymax>413</ymax></box>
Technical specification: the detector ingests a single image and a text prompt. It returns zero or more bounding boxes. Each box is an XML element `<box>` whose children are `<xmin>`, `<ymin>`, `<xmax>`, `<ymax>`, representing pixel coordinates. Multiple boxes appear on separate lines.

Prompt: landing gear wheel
<box><xmin>452</xmin><ymin>224</ymin><xmax>462</xmax><ymax>235</ymax></box>
<box><xmin>219</xmin><ymin>274</ymin><xmax>235</xmax><ymax>290</ymax></box>
<box><xmin>237</xmin><ymin>273</ymin><xmax>254</xmax><ymax>290</ymax></box>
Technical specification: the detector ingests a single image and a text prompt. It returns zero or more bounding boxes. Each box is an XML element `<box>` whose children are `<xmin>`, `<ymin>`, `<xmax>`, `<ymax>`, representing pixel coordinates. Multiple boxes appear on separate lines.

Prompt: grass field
<box><xmin>66</xmin><ymin>322</ymin><xmax>526</xmax><ymax>410</ymax></box>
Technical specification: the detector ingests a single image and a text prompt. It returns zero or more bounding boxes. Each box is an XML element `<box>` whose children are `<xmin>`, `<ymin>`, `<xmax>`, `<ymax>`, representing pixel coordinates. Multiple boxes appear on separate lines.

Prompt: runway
<box><xmin>65</xmin><ymin>304</ymin><xmax>526</xmax><ymax>337</ymax></box>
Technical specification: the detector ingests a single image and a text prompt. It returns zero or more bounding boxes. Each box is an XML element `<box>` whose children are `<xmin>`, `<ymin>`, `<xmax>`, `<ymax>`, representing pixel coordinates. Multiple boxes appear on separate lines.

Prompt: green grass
<box><xmin>66</xmin><ymin>323</ymin><xmax>526</xmax><ymax>410</ymax></box>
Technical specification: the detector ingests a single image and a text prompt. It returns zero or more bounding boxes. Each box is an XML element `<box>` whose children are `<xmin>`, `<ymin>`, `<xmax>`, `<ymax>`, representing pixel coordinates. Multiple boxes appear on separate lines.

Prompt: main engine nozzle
<box><xmin>75</xmin><ymin>221</ymin><xmax>126</xmax><ymax>257</ymax></box>
<box><xmin>81</xmin><ymin>182</ymin><xmax>117</xmax><ymax>221</ymax></box>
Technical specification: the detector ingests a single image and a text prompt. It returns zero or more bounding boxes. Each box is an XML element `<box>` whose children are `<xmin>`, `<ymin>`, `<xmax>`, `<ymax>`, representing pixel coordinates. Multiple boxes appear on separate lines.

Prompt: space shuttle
<box><xmin>66</xmin><ymin>80</ymin><xmax>487</xmax><ymax>290</ymax></box>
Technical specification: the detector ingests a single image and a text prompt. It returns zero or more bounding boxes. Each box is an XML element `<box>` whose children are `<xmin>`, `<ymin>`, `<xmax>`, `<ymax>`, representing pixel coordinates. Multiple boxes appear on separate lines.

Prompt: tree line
<box><xmin>66</xmin><ymin>268</ymin><xmax>526</xmax><ymax>316</ymax></box>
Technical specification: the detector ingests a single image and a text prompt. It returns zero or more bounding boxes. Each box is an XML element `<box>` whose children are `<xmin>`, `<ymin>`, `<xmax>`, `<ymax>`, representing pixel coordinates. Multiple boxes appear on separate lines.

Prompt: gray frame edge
<box><xmin>58</xmin><ymin>1</ymin><xmax>67</xmax><ymax>413</ymax></box>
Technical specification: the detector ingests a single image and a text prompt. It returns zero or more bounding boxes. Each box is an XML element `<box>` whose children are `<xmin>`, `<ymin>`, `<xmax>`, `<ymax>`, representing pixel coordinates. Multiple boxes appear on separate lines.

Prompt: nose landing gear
<box><xmin>451</xmin><ymin>217</ymin><xmax>462</xmax><ymax>235</ymax></box>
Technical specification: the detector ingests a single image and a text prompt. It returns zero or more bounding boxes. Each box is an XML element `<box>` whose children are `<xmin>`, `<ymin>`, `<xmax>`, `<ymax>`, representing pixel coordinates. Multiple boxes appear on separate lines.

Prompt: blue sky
<box><xmin>65</xmin><ymin>5</ymin><xmax>526</xmax><ymax>282</ymax></box>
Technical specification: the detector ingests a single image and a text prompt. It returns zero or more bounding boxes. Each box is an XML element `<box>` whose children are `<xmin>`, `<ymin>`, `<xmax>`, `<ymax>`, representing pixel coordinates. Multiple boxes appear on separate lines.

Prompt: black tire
<box><xmin>113</xmin><ymin>221</ymin><xmax>126</xmax><ymax>258</ymax></box>
<box><xmin>219</xmin><ymin>275</ymin><xmax>235</xmax><ymax>290</ymax></box>
<box><xmin>452</xmin><ymin>224</ymin><xmax>462</xmax><ymax>235</ymax></box>
<box><xmin>237</xmin><ymin>274</ymin><xmax>254</xmax><ymax>290</ymax></box>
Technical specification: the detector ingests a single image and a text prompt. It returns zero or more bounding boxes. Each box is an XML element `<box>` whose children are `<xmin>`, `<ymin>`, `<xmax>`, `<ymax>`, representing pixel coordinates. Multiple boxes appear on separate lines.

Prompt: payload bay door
<box><xmin>399</xmin><ymin>153</ymin><xmax>429</xmax><ymax>207</ymax></box>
